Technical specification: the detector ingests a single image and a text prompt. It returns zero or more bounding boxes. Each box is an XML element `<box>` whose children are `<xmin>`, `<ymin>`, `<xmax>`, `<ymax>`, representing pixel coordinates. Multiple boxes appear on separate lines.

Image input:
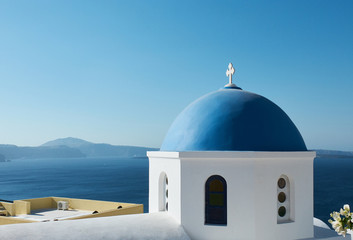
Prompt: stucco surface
<box><xmin>0</xmin><ymin>213</ymin><xmax>348</xmax><ymax>240</ymax></box>
<box><xmin>0</xmin><ymin>212</ymin><xmax>190</xmax><ymax>240</ymax></box>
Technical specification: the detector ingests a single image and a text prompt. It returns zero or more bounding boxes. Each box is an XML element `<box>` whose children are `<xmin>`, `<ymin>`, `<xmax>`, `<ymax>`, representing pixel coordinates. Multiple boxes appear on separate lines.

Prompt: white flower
<box><xmin>332</xmin><ymin>211</ymin><xmax>341</xmax><ymax>221</ymax></box>
<box><xmin>337</xmin><ymin>228</ymin><xmax>347</xmax><ymax>237</ymax></box>
<box><xmin>331</xmin><ymin>221</ymin><xmax>345</xmax><ymax>237</ymax></box>
<box><xmin>344</xmin><ymin>204</ymin><xmax>350</xmax><ymax>212</ymax></box>
<box><xmin>340</xmin><ymin>208</ymin><xmax>345</xmax><ymax>216</ymax></box>
<box><xmin>332</xmin><ymin>220</ymin><xmax>342</xmax><ymax>230</ymax></box>
<box><xmin>329</xmin><ymin>204</ymin><xmax>353</xmax><ymax>237</ymax></box>
<box><xmin>344</xmin><ymin>204</ymin><xmax>350</xmax><ymax>211</ymax></box>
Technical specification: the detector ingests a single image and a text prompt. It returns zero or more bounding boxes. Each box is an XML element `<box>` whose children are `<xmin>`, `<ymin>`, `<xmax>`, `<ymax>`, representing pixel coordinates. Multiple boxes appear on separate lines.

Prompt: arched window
<box><xmin>205</xmin><ymin>175</ymin><xmax>227</xmax><ymax>225</ymax></box>
<box><xmin>277</xmin><ymin>175</ymin><xmax>291</xmax><ymax>223</ymax></box>
<box><xmin>158</xmin><ymin>172</ymin><xmax>168</xmax><ymax>211</ymax></box>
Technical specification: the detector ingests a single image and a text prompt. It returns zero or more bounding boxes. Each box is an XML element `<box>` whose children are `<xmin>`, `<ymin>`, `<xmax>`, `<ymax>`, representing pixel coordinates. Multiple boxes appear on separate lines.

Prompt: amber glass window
<box><xmin>205</xmin><ymin>175</ymin><xmax>227</xmax><ymax>225</ymax></box>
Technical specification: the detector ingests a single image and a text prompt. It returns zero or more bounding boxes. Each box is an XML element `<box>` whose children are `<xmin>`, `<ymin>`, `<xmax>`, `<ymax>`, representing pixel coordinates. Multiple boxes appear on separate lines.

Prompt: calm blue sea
<box><xmin>0</xmin><ymin>157</ymin><xmax>149</xmax><ymax>212</ymax></box>
<box><xmin>1</xmin><ymin>156</ymin><xmax>353</xmax><ymax>223</ymax></box>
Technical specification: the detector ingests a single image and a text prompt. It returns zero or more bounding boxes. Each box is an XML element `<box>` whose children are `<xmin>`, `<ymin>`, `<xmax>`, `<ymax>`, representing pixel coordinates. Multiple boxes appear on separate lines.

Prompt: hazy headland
<box><xmin>0</xmin><ymin>137</ymin><xmax>351</xmax><ymax>161</ymax></box>
<box><xmin>0</xmin><ymin>137</ymin><xmax>158</xmax><ymax>160</ymax></box>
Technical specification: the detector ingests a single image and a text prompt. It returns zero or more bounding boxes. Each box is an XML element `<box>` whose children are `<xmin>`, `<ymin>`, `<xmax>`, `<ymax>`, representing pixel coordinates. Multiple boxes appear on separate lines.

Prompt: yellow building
<box><xmin>0</xmin><ymin>196</ymin><xmax>143</xmax><ymax>225</ymax></box>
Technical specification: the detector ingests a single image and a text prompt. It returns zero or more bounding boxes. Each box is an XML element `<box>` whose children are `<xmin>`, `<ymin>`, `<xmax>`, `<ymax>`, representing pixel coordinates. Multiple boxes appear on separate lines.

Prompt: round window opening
<box><xmin>278</xmin><ymin>192</ymin><xmax>286</xmax><ymax>203</ymax></box>
<box><xmin>278</xmin><ymin>206</ymin><xmax>286</xmax><ymax>217</ymax></box>
<box><xmin>278</xmin><ymin>178</ymin><xmax>286</xmax><ymax>189</ymax></box>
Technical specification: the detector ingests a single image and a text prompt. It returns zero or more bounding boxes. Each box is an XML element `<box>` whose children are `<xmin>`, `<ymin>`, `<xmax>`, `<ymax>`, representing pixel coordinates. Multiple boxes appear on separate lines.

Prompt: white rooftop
<box><xmin>0</xmin><ymin>212</ymin><xmax>190</xmax><ymax>240</ymax></box>
<box><xmin>12</xmin><ymin>208</ymin><xmax>92</xmax><ymax>222</ymax></box>
<box><xmin>0</xmin><ymin>212</ymin><xmax>348</xmax><ymax>240</ymax></box>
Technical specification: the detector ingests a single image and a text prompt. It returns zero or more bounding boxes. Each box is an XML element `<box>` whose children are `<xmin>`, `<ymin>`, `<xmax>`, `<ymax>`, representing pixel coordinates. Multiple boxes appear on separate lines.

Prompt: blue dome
<box><xmin>160</xmin><ymin>88</ymin><xmax>307</xmax><ymax>151</ymax></box>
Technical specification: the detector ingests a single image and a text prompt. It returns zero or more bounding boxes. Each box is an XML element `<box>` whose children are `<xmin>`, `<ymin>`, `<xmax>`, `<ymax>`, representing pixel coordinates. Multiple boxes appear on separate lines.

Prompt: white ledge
<box><xmin>147</xmin><ymin>151</ymin><xmax>316</xmax><ymax>159</ymax></box>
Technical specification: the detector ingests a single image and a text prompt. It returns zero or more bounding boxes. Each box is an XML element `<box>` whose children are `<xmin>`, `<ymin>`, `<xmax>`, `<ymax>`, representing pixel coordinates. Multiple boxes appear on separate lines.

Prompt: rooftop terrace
<box><xmin>0</xmin><ymin>196</ymin><xmax>143</xmax><ymax>225</ymax></box>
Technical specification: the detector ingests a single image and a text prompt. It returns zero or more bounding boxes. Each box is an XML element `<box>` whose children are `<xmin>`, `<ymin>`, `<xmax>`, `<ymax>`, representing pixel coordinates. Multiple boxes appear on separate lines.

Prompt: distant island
<box><xmin>0</xmin><ymin>137</ymin><xmax>158</xmax><ymax>160</ymax></box>
<box><xmin>313</xmin><ymin>149</ymin><xmax>353</xmax><ymax>158</ymax></box>
<box><xmin>0</xmin><ymin>137</ymin><xmax>352</xmax><ymax>161</ymax></box>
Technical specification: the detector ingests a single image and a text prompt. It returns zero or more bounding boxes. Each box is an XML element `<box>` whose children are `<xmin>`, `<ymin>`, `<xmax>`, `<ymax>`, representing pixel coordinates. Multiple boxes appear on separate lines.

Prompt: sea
<box><xmin>1</xmin><ymin>156</ymin><xmax>353</xmax><ymax>224</ymax></box>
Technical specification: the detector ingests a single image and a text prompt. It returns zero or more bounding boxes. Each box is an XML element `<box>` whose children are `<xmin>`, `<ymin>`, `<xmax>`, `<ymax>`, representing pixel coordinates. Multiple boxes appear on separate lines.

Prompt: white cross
<box><xmin>226</xmin><ymin>63</ymin><xmax>235</xmax><ymax>85</ymax></box>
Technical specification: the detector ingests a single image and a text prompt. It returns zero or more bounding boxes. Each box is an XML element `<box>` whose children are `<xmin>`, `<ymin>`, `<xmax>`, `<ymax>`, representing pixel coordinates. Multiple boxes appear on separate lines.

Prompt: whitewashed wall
<box><xmin>148</xmin><ymin>151</ymin><xmax>315</xmax><ymax>240</ymax></box>
<box><xmin>149</xmin><ymin>152</ymin><xmax>182</xmax><ymax>223</ymax></box>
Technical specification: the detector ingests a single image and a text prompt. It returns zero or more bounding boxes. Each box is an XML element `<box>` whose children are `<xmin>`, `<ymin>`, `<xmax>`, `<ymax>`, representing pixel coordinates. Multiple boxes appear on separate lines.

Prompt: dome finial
<box><xmin>224</xmin><ymin>63</ymin><xmax>241</xmax><ymax>89</ymax></box>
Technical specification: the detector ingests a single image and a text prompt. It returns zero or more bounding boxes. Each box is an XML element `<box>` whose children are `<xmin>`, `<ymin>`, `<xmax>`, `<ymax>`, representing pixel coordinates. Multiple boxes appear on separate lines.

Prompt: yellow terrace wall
<box><xmin>20</xmin><ymin>197</ymin><xmax>54</xmax><ymax>211</ymax></box>
<box><xmin>69</xmin><ymin>204</ymin><xmax>144</xmax><ymax>220</ymax></box>
<box><xmin>1</xmin><ymin>200</ymin><xmax>35</xmax><ymax>216</ymax></box>
<box><xmin>1</xmin><ymin>202</ymin><xmax>15</xmax><ymax>216</ymax></box>
<box><xmin>14</xmin><ymin>200</ymin><xmax>30</xmax><ymax>215</ymax></box>
<box><xmin>0</xmin><ymin>216</ymin><xmax>35</xmax><ymax>225</ymax></box>
<box><xmin>51</xmin><ymin>197</ymin><xmax>140</xmax><ymax>212</ymax></box>
<box><xmin>18</xmin><ymin>197</ymin><xmax>142</xmax><ymax>212</ymax></box>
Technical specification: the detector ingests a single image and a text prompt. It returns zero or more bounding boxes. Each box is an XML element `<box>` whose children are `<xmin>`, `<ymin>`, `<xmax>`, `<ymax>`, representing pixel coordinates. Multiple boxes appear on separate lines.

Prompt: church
<box><xmin>148</xmin><ymin>63</ymin><xmax>315</xmax><ymax>240</ymax></box>
<box><xmin>0</xmin><ymin>63</ymin><xmax>345</xmax><ymax>240</ymax></box>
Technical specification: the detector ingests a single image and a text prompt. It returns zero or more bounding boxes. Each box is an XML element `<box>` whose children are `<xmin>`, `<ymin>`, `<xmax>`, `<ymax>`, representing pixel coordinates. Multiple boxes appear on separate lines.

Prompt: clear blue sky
<box><xmin>0</xmin><ymin>0</ymin><xmax>352</xmax><ymax>151</ymax></box>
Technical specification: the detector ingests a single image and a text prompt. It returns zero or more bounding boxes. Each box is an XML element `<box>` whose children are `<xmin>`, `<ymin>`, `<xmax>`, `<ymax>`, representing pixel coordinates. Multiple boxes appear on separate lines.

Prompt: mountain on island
<box><xmin>0</xmin><ymin>144</ymin><xmax>85</xmax><ymax>160</ymax></box>
<box><xmin>0</xmin><ymin>137</ymin><xmax>351</xmax><ymax>161</ymax></box>
<box><xmin>41</xmin><ymin>137</ymin><xmax>158</xmax><ymax>158</ymax></box>
<box><xmin>314</xmin><ymin>149</ymin><xmax>353</xmax><ymax>158</ymax></box>
<box><xmin>42</xmin><ymin>137</ymin><xmax>92</xmax><ymax>148</ymax></box>
<box><xmin>0</xmin><ymin>137</ymin><xmax>158</xmax><ymax>160</ymax></box>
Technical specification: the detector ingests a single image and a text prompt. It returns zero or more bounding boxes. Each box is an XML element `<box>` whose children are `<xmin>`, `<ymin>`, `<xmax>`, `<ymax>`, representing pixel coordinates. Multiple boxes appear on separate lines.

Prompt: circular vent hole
<box><xmin>278</xmin><ymin>192</ymin><xmax>286</xmax><ymax>203</ymax></box>
<box><xmin>278</xmin><ymin>178</ymin><xmax>286</xmax><ymax>189</ymax></box>
<box><xmin>278</xmin><ymin>206</ymin><xmax>286</xmax><ymax>217</ymax></box>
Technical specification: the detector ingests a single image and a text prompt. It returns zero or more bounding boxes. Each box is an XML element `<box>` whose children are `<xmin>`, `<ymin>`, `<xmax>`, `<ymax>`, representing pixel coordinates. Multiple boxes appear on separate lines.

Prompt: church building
<box><xmin>148</xmin><ymin>63</ymin><xmax>316</xmax><ymax>240</ymax></box>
